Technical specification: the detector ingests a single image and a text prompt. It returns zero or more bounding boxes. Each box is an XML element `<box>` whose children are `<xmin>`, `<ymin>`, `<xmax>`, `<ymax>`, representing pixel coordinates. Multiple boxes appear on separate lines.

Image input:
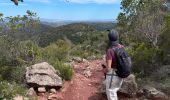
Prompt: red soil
<box><xmin>60</xmin><ymin>59</ymin><xmax>107</xmax><ymax>100</ymax></box>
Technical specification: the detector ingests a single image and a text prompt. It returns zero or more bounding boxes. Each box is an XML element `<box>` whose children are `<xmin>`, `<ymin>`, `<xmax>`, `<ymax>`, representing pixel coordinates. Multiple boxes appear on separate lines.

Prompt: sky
<box><xmin>0</xmin><ymin>0</ymin><xmax>121</xmax><ymax>21</ymax></box>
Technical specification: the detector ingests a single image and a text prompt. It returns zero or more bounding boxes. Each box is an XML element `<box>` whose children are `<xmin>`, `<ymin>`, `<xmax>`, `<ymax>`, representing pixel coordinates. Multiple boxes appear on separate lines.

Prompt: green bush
<box><xmin>0</xmin><ymin>65</ymin><xmax>24</xmax><ymax>83</ymax></box>
<box><xmin>0</xmin><ymin>39</ymin><xmax>41</xmax><ymax>83</ymax></box>
<box><xmin>53</xmin><ymin>60</ymin><xmax>73</xmax><ymax>81</ymax></box>
<box><xmin>163</xmin><ymin>79</ymin><xmax>170</xmax><ymax>95</ymax></box>
<box><xmin>0</xmin><ymin>81</ymin><xmax>26</xmax><ymax>99</ymax></box>
<box><xmin>127</xmin><ymin>43</ymin><xmax>159</xmax><ymax>77</ymax></box>
<box><xmin>42</xmin><ymin>40</ymin><xmax>71</xmax><ymax>63</ymax></box>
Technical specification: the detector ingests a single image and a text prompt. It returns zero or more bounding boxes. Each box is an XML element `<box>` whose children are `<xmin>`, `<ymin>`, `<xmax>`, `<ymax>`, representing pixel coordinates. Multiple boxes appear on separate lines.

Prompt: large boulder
<box><xmin>26</xmin><ymin>62</ymin><xmax>62</xmax><ymax>88</ymax></box>
<box><xmin>118</xmin><ymin>74</ymin><xmax>138</xmax><ymax>97</ymax></box>
<box><xmin>100</xmin><ymin>74</ymin><xmax>138</xmax><ymax>97</ymax></box>
<box><xmin>142</xmin><ymin>86</ymin><xmax>169</xmax><ymax>100</ymax></box>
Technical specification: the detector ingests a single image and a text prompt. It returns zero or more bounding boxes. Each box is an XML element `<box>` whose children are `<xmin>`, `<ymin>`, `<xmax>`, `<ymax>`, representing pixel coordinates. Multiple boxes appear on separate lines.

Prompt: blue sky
<box><xmin>0</xmin><ymin>0</ymin><xmax>121</xmax><ymax>21</ymax></box>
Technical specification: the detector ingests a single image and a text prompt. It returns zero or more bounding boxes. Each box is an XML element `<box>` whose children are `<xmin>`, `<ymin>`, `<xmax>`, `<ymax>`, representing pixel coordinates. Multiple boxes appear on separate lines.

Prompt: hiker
<box><xmin>103</xmin><ymin>29</ymin><xmax>124</xmax><ymax>100</ymax></box>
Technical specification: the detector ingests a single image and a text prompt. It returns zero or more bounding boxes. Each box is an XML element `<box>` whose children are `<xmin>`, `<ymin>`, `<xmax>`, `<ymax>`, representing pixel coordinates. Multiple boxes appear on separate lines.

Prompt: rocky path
<box><xmin>30</xmin><ymin>59</ymin><xmax>169</xmax><ymax>100</ymax></box>
<box><xmin>60</xmin><ymin>59</ymin><xmax>107</xmax><ymax>100</ymax></box>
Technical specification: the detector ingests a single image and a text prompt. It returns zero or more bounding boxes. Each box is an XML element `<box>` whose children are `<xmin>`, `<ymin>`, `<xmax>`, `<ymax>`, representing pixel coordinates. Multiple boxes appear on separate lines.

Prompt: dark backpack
<box><xmin>113</xmin><ymin>47</ymin><xmax>131</xmax><ymax>78</ymax></box>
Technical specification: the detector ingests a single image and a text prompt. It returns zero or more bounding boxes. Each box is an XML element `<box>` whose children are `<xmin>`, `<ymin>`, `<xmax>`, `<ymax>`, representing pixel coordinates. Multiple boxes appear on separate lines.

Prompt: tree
<box><xmin>116</xmin><ymin>0</ymin><xmax>165</xmax><ymax>47</ymax></box>
<box><xmin>11</xmin><ymin>0</ymin><xmax>23</xmax><ymax>6</ymax></box>
<box><xmin>0</xmin><ymin>10</ymin><xmax>40</xmax><ymax>40</ymax></box>
<box><xmin>116</xmin><ymin>0</ymin><xmax>170</xmax><ymax>76</ymax></box>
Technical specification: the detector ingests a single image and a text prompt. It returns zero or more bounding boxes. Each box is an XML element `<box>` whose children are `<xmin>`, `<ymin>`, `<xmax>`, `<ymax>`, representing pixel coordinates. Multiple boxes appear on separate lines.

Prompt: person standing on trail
<box><xmin>103</xmin><ymin>29</ymin><xmax>124</xmax><ymax>100</ymax></box>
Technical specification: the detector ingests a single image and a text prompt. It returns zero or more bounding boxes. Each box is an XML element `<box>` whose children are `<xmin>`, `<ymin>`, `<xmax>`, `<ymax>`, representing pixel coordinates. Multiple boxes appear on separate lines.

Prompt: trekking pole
<box><xmin>102</xmin><ymin>64</ymin><xmax>106</xmax><ymax>79</ymax></box>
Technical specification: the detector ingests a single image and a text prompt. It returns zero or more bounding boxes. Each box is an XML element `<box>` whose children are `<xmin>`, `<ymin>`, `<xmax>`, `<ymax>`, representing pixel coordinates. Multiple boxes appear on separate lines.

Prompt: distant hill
<box><xmin>38</xmin><ymin>23</ymin><xmax>96</xmax><ymax>47</ymax></box>
<box><xmin>85</xmin><ymin>22</ymin><xmax>116</xmax><ymax>31</ymax></box>
<box><xmin>4</xmin><ymin>21</ymin><xmax>115</xmax><ymax>47</ymax></box>
<box><xmin>40</xmin><ymin>20</ymin><xmax>116</xmax><ymax>30</ymax></box>
<box><xmin>41</xmin><ymin>21</ymin><xmax>72</xmax><ymax>27</ymax></box>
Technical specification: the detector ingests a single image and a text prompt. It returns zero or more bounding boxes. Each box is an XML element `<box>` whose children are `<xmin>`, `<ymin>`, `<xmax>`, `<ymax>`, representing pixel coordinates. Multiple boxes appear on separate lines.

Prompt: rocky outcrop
<box><xmin>99</xmin><ymin>74</ymin><xmax>170</xmax><ymax>100</ymax></box>
<box><xmin>26</xmin><ymin>62</ymin><xmax>62</xmax><ymax>88</ymax></box>
<box><xmin>83</xmin><ymin>67</ymin><xmax>92</xmax><ymax>78</ymax></box>
<box><xmin>100</xmin><ymin>74</ymin><xmax>138</xmax><ymax>97</ymax></box>
<box><xmin>141</xmin><ymin>86</ymin><xmax>169</xmax><ymax>100</ymax></box>
<box><xmin>118</xmin><ymin>74</ymin><xmax>138</xmax><ymax>97</ymax></box>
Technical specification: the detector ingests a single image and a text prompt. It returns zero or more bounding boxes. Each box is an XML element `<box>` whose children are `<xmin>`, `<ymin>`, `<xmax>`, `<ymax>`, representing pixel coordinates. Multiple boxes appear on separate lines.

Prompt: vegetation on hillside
<box><xmin>1</xmin><ymin>0</ymin><xmax>170</xmax><ymax>98</ymax></box>
<box><xmin>0</xmin><ymin>9</ymin><xmax>112</xmax><ymax>98</ymax></box>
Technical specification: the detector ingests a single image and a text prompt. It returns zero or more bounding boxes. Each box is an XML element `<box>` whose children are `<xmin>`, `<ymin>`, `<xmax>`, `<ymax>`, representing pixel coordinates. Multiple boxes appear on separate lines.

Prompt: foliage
<box><xmin>127</xmin><ymin>43</ymin><xmax>160</xmax><ymax>77</ymax></box>
<box><xmin>42</xmin><ymin>39</ymin><xmax>71</xmax><ymax>63</ymax></box>
<box><xmin>116</xmin><ymin>0</ymin><xmax>170</xmax><ymax>75</ymax></box>
<box><xmin>23</xmin><ymin>40</ymin><xmax>42</xmax><ymax>64</ymax></box>
<box><xmin>0</xmin><ymin>10</ymin><xmax>40</xmax><ymax>41</ymax></box>
<box><xmin>163</xmin><ymin>79</ymin><xmax>170</xmax><ymax>95</ymax></box>
<box><xmin>0</xmin><ymin>81</ymin><xmax>26</xmax><ymax>99</ymax></box>
<box><xmin>70</xmin><ymin>30</ymin><xmax>108</xmax><ymax>59</ymax></box>
<box><xmin>0</xmin><ymin>9</ymin><xmax>120</xmax><ymax>99</ymax></box>
<box><xmin>117</xmin><ymin>0</ymin><xmax>170</xmax><ymax>94</ymax></box>
<box><xmin>0</xmin><ymin>37</ymin><xmax>42</xmax><ymax>83</ymax></box>
<box><xmin>117</xmin><ymin>0</ymin><xmax>165</xmax><ymax>47</ymax></box>
<box><xmin>159</xmin><ymin>13</ymin><xmax>170</xmax><ymax>64</ymax></box>
<box><xmin>86</xmin><ymin>22</ymin><xmax>116</xmax><ymax>31</ymax></box>
<box><xmin>0</xmin><ymin>11</ymin><xmax>44</xmax><ymax>99</ymax></box>
<box><xmin>53</xmin><ymin>60</ymin><xmax>73</xmax><ymax>81</ymax></box>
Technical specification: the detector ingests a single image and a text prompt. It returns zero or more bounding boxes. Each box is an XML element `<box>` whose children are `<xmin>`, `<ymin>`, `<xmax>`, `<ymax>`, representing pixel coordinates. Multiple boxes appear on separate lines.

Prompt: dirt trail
<box><xmin>59</xmin><ymin>59</ymin><xmax>107</xmax><ymax>100</ymax></box>
<box><xmin>37</xmin><ymin>59</ymin><xmax>136</xmax><ymax>100</ymax></box>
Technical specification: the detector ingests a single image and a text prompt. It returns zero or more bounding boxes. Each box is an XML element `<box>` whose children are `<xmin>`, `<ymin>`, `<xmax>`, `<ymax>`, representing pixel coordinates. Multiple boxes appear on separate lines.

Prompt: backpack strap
<box><xmin>112</xmin><ymin>47</ymin><xmax>119</xmax><ymax>69</ymax></box>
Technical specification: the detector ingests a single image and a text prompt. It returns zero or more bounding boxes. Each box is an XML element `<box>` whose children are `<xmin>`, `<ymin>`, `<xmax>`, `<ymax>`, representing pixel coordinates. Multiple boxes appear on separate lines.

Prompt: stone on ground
<box><xmin>26</xmin><ymin>62</ymin><xmax>62</xmax><ymax>87</ymax></box>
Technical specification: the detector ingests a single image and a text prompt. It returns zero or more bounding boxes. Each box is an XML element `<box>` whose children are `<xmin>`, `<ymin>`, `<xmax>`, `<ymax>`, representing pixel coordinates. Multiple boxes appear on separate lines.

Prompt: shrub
<box><xmin>42</xmin><ymin>40</ymin><xmax>71</xmax><ymax>63</ymax></box>
<box><xmin>53</xmin><ymin>60</ymin><xmax>73</xmax><ymax>81</ymax></box>
<box><xmin>163</xmin><ymin>79</ymin><xmax>170</xmax><ymax>95</ymax></box>
<box><xmin>0</xmin><ymin>81</ymin><xmax>26</xmax><ymax>99</ymax></box>
<box><xmin>127</xmin><ymin>43</ymin><xmax>159</xmax><ymax>77</ymax></box>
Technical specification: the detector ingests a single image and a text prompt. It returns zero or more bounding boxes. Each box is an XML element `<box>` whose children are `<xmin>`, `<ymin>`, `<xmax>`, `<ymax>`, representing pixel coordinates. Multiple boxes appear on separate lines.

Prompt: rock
<box><xmin>99</xmin><ymin>74</ymin><xmax>138</xmax><ymax>97</ymax></box>
<box><xmin>38</xmin><ymin>87</ymin><xmax>46</xmax><ymax>93</ymax></box>
<box><xmin>118</xmin><ymin>74</ymin><xmax>138</xmax><ymax>97</ymax></box>
<box><xmin>13</xmin><ymin>95</ymin><xmax>24</xmax><ymax>100</ymax></box>
<box><xmin>83</xmin><ymin>70</ymin><xmax>92</xmax><ymax>78</ymax></box>
<box><xmin>142</xmin><ymin>86</ymin><xmax>169</xmax><ymax>100</ymax></box>
<box><xmin>48</xmin><ymin>94</ymin><xmax>63</xmax><ymax>100</ymax></box>
<box><xmin>82</xmin><ymin>58</ymin><xmax>89</xmax><ymax>64</ymax></box>
<box><xmin>83</xmin><ymin>67</ymin><xmax>92</xmax><ymax>78</ymax></box>
<box><xmin>26</xmin><ymin>62</ymin><xmax>62</xmax><ymax>88</ymax></box>
<box><xmin>102</xmin><ymin>55</ymin><xmax>106</xmax><ymax>61</ymax></box>
<box><xmin>13</xmin><ymin>95</ymin><xmax>30</xmax><ymax>100</ymax></box>
<box><xmin>87</xmin><ymin>55</ymin><xmax>96</xmax><ymax>60</ymax></box>
<box><xmin>73</xmin><ymin>64</ymin><xmax>79</xmax><ymax>68</ymax></box>
<box><xmin>83</xmin><ymin>58</ymin><xmax>90</xmax><ymax>67</ymax></box>
<box><xmin>100</xmin><ymin>80</ymin><xmax>106</xmax><ymax>94</ymax></box>
<box><xmin>72</xmin><ymin>57</ymin><xmax>82</xmax><ymax>63</ymax></box>
<box><xmin>26</xmin><ymin>88</ymin><xmax>36</xmax><ymax>98</ymax></box>
<box><xmin>50</xmin><ymin>88</ymin><xmax>57</xmax><ymax>93</ymax></box>
<box><xmin>88</xmin><ymin>84</ymin><xmax>92</xmax><ymax>86</ymax></box>
<box><xmin>23</xmin><ymin>97</ymin><xmax>29</xmax><ymax>100</ymax></box>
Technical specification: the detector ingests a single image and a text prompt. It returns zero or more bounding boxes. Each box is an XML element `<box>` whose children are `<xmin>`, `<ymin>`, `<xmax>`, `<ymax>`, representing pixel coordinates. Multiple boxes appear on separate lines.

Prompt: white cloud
<box><xmin>63</xmin><ymin>0</ymin><xmax>120</xmax><ymax>4</ymax></box>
